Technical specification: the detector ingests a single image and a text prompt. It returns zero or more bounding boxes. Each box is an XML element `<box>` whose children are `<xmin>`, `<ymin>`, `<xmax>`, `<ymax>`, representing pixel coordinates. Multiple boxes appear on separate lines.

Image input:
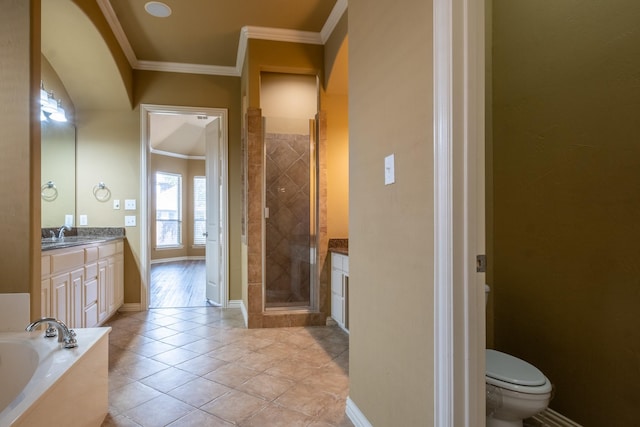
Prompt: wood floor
<box><xmin>150</xmin><ymin>260</ymin><xmax>208</xmax><ymax>308</ymax></box>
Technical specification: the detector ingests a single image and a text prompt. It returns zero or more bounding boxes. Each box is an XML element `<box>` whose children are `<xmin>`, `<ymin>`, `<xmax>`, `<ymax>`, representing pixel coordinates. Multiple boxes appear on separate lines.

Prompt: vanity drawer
<box><xmin>51</xmin><ymin>250</ymin><xmax>84</xmax><ymax>274</ymax></box>
<box><xmin>41</xmin><ymin>255</ymin><xmax>51</xmax><ymax>276</ymax></box>
<box><xmin>98</xmin><ymin>243</ymin><xmax>116</xmax><ymax>259</ymax></box>
<box><xmin>85</xmin><ymin>247</ymin><xmax>98</xmax><ymax>263</ymax></box>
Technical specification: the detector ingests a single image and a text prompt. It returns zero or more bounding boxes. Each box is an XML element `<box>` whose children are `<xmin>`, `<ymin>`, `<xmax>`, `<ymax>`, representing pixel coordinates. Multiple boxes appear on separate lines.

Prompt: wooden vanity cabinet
<box><xmin>41</xmin><ymin>240</ymin><xmax>124</xmax><ymax>328</ymax></box>
<box><xmin>331</xmin><ymin>252</ymin><xmax>349</xmax><ymax>332</ymax></box>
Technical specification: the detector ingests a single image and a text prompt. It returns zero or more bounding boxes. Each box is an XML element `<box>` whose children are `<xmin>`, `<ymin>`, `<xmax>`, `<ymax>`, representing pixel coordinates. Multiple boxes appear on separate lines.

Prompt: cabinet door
<box><xmin>84</xmin><ymin>278</ymin><xmax>99</xmax><ymax>328</ymax></box>
<box><xmin>70</xmin><ymin>268</ymin><xmax>84</xmax><ymax>328</ymax></box>
<box><xmin>41</xmin><ymin>278</ymin><xmax>51</xmax><ymax>318</ymax></box>
<box><xmin>107</xmin><ymin>257</ymin><xmax>116</xmax><ymax>314</ymax></box>
<box><xmin>331</xmin><ymin>291</ymin><xmax>344</xmax><ymax>325</ymax></box>
<box><xmin>114</xmin><ymin>253</ymin><xmax>124</xmax><ymax>308</ymax></box>
<box><xmin>98</xmin><ymin>259</ymin><xmax>108</xmax><ymax>323</ymax></box>
<box><xmin>51</xmin><ymin>273</ymin><xmax>70</xmax><ymax>325</ymax></box>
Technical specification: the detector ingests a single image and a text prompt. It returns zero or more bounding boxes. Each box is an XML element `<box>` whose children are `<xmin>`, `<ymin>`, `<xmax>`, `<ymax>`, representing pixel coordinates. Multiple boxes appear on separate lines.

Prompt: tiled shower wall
<box><xmin>264</xmin><ymin>132</ymin><xmax>311</xmax><ymax>307</ymax></box>
<box><xmin>245</xmin><ymin>108</ymin><xmax>328</xmax><ymax>328</ymax></box>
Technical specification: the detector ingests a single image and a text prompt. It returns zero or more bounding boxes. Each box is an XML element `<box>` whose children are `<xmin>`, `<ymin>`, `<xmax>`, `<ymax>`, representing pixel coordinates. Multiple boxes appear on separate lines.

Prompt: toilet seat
<box><xmin>486</xmin><ymin>349</ymin><xmax>552</xmax><ymax>395</ymax></box>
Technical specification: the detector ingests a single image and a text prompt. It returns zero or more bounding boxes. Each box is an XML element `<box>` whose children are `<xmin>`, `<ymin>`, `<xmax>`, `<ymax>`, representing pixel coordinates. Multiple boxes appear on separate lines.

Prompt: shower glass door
<box><xmin>264</xmin><ymin>117</ymin><xmax>316</xmax><ymax>309</ymax></box>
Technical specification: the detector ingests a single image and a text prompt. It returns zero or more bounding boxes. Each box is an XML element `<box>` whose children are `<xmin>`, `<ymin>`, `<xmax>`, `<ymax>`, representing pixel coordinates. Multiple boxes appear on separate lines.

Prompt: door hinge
<box><xmin>476</xmin><ymin>254</ymin><xmax>486</xmax><ymax>273</ymax></box>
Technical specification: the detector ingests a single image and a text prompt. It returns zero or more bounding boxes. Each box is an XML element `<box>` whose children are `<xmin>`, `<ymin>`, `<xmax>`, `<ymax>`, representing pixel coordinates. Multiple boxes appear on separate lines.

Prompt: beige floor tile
<box><xmin>174</xmin><ymin>354</ymin><xmax>228</xmax><ymax>376</ymax></box>
<box><xmin>159</xmin><ymin>332</ymin><xmax>203</xmax><ymax>347</ymax></box>
<box><xmin>236</xmin><ymin>372</ymin><xmax>295</xmax><ymax>401</ymax></box>
<box><xmin>167</xmin><ymin>409</ymin><xmax>234</xmax><ymax>426</ymax></box>
<box><xmin>139</xmin><ymin>366</ymin><xmax>198</xmax><ymax>393</ymax></box>
<box><xmin>200</xmin><ymin>389</ymin><xmax>267</xmax><ymax>423</ymax></box>
<box><xmin>151</xmin><ymin>347</ymin><xmax>199</xmax><ymax>365</ymax></box>
<box><xmin>115</xmin><ymin>357</ymin><xmax>170</xmax><ymax>381</ymax></box>
<box><xmin>105</xmin><ymin>307</ymin><xmax>351</xmax><ymax>427</ymax></box>
<box><xmin>204</xmin><ymin>362</ymin><xmax>260</xmax><ymax>388</ymax></box>
<box><xmin>275</xmin><ymin>383</ymin><xmax>342</xmax><ymax>418</ymax></box>
<box><xmin>239</xmin><ymin>403</ymin><xmax>312</xmax><ymax>427</ymax></box>
<box><xmin>180</xmin><ymin>337</ymin><xmax>225</xmax><ymax>354</ymax></box>
<box><xmin>264</xmin><ymin>356</ymin><xmax>319</xmax><ymax>381</ymax></box>
<box><xmin>168</xmin><ymin>377</ymin><xmax>233</xmax><ymax>407</ymax></box>
<box><xmin>109</xmin><ymin>381</ymin><xmax>162</xmax><ymax>413</ymax></box>
<box><xmin>123</xmin><ymin>394</ymin><xmax>194</xmax><ymax>427</ymax></box>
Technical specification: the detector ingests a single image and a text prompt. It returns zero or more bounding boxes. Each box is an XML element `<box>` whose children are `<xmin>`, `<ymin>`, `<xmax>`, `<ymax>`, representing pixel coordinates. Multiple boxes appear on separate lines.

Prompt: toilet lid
<box><xmin>486</xmin><ymin>349</ymin><xmax>546</xmax><ymax>387</ymax></box>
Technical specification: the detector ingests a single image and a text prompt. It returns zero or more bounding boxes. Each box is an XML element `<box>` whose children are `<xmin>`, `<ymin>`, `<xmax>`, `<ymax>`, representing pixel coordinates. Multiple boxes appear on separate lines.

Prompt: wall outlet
<box><xmin>79</xmin><ymin>215</ymin><xmax>88</xmax><ymax>226</ymax></box>
<box><xmin>113</xmin><ymin>199</ymin><xmax>120</xmax><ymax>209</ymax></box>
<box><xmin>125</xmin><ymin>215</ymin><xmax>136</xmax><ymax>227</ymax></box>
<box><xmin>125</xmin><ymin>199</ymin><xmax>136</xmax><ymax>210</ymax></box>
<box><xmin>65</xmin><ymin>214</ymin><xmax>74</xmax><ymax>227</ymax></box>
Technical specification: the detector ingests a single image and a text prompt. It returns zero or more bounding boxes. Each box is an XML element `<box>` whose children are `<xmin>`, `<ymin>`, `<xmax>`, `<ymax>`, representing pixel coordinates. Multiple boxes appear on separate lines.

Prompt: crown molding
<box><xmin>136</xmin><ymin>60</ymin><xmax>238</xmax><ymax>77</ymax></box>
<box><xmin>97</xmin><ymin>0</ymin><xmax>348</xmax><ymax>77</ymax></box>
<box><xmin>321</xmin><ymin>0</ymin><xmax>348</xmax><ymax>43</ymax></box>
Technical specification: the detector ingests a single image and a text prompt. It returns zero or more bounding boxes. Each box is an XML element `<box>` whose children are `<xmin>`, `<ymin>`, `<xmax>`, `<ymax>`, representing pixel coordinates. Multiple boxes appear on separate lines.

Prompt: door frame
<box><xmin>433</xmin><ymin>0</ymin><xmax>485</xmax><ymax>425</ymax></box>
<box><xmin>140</xmin><ymin>104</ymin><xmax>229</xmax><ymax>310</ymax></box>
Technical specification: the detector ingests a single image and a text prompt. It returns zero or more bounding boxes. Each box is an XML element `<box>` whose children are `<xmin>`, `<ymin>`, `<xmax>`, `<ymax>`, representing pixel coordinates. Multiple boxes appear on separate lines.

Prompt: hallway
<box><xmin>150</xmin><ymin>260</ymin><xmax>207</xmax><ymax>308</ymax></box>
<box><xmin>101</xmin><ymin>306</ymin><xmax>352</xmax><ymax>426</ymax></box>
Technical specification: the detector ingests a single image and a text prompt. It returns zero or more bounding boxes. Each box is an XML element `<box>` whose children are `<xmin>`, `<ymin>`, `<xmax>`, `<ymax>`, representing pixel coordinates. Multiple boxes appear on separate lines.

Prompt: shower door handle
<box><xmin>202</xmin><ymin>232</ymin><xmax>208</xmax><ymax>237</ymax></box>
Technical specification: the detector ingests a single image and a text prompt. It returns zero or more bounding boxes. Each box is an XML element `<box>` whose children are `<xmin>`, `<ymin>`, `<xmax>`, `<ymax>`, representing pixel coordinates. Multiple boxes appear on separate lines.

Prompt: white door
<box><xmin>205</xmin><ymin>119</ymin><xmax>222</xmax><ymax>305</ymax></box>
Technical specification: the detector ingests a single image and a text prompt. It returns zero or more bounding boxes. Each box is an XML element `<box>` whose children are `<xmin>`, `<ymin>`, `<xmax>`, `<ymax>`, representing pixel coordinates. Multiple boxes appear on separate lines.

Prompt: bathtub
<box><xmin>0</xmin><ymin>327</ymin><xmax>110</xmax><ymax>427</ymax></box>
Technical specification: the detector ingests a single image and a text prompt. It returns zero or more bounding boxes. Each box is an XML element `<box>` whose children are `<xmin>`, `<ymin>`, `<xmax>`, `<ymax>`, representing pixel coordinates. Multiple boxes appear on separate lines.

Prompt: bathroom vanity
<box><xmin>41</xmin><ymin>237</ymin><xmax>124</xmax><ymax>329</ymax></box>
<box><xmin>329</xmin><ymin>239</ymin><xmax>349</xmax><ymax>332</ymax></box>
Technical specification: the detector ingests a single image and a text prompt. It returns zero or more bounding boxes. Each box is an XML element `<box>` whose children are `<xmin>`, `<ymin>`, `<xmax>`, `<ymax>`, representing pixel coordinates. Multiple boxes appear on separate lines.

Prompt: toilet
<box><xmin>485</xmin><ymin>285</ymin><xmax>552</xmax><ymax>427</ymax></box>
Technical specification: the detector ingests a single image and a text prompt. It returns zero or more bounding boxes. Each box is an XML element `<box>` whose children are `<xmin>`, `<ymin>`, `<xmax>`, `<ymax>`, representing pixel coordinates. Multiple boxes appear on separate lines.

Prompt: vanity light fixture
<box><xmin>39</xmin><ymin>81</ymin><xmax>68</xmax><ymax>122</ymax></box>
<box><xmin>144</xmin><ymin>1</ymin><xmax>172</xmax><ymax>18</ymax></box>
<box><xmin>49</xmin><ymin>100</ymin><xmax>68</xmax><ymax>122</ymax></box>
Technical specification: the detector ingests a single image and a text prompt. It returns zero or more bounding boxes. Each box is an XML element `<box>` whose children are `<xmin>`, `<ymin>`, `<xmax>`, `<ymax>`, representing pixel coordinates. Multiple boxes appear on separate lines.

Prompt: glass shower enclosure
<box><xmin>263</xmin><ymin>117</ymin><xmax>317</xmax><ymax>309</ymax></box>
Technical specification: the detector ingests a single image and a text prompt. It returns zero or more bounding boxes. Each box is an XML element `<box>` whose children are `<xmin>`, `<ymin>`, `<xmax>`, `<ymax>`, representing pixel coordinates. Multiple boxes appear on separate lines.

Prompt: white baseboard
<box><xmin>118</xmin><ymin>303</ymin><xmax>142</xmax><ymax>312</ymax></box>
<box><xmin>346</xmin><ymin>397</ymin><xmax>373</xmax><ymax>427</ymax></box>
<box><xmin>531</xmin><ymin>408</ymin><xmax>583</xmax><ymax>427</ymax></box>
<box><xmin>237</xmin><ymin>300</ymin><xmax>248</xmax><ymax>327</ymax></box>
<box><xmin>228</xmin><ymin>300</ymin><xmax>242</xmax><ymax>309</ymax></box>
<box><xmin>150</xmin><ymin>256</ymin><xmax>204</xmax><ymax>264</ymax></box>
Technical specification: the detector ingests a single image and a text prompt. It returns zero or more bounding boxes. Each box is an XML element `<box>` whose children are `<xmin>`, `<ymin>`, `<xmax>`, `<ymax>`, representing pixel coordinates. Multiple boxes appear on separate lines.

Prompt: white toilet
<box><xmin>485</xmin><ymin>285</ymin><xmax>552</xmax><ymax>427</ymax></box>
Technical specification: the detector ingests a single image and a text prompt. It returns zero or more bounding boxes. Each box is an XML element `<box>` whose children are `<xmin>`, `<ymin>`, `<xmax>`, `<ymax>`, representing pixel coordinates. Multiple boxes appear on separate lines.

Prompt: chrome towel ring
<box><xmin>41</xmin><ymin>181</ymin><xmax>58</xmax><ymax>201</ymax></box>
<box><xmin>93</xmin><ymin>182</ymin><xmax>111</xmax><ymax>202</ymax></box>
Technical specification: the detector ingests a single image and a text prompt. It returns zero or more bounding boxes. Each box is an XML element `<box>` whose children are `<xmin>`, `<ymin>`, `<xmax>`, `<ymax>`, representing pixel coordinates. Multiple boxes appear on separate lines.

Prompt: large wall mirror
<box><xmin>41</xmin><ymin>120</ymin><xmax>76</xmax><ymax>228</ymax></box>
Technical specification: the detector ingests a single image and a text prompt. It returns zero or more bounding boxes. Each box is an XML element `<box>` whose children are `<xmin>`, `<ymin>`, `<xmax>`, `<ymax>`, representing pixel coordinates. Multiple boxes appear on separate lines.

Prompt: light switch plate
<box><xmin>125</xmin><ymin>199</ymin><xmax>136</xmax><ymax>210</ymax></box>
<box><xmin>125</xmin><ymin>215</ymin><xmax>136</xmax><ymax>226</ymax></box>
<box><xmin>384</xmin><ymin>154</ymin><xmax>395</xmax><ymax>185</ymax></box>
<box><xmin>113</xmin><ymin>199</ymin><xmax>120</xmax><ymax>210</ymax></box>
<box><xmin>79</xmin><ymin>215</ymin><xmax>88</xmax><ymax>226</ymax></box>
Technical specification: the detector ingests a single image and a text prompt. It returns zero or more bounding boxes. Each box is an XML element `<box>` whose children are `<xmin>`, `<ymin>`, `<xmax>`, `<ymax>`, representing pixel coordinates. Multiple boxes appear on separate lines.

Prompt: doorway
<box><xmin>140</xmin><ymin>104</ymin><xmax>229</xmax><ymax>310</ymax></box>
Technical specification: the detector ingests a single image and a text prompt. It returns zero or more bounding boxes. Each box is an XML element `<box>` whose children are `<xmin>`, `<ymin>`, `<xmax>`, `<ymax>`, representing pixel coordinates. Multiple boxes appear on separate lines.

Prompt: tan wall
<box><xmin>348</xmin><ymin>0</ymin><xmax>435</xmax><ymax>425</ymax></box>
<box><xmin>0</xmin><ymin>1</ymin><xmax>40</xmax><ymax>302</ymax></box>
<box><xmin>324</xmin><ymin>93</ymin><xmax>349</xmax><ymax>238</ymax></box>
<box><xmin>492</xmin><ymin>2</ymin><xmax>640</xmax><ymax>425</ymax></box>
<box><xmin>75</xmin><ymin>109</ymin><xmax>141</xmax><ymax>303</ymax></box>
<box><xmin>150</xmin><ymin>154</ymin><xmax>205</xmax><ymax>260</ymax></box>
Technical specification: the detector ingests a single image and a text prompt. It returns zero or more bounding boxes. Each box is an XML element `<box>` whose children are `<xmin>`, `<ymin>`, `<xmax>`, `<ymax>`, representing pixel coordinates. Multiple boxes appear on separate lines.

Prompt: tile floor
<box><xmin>101</xmin><ymin>307</ymin><xmax>353</xmax><ymax>427</ymax></box>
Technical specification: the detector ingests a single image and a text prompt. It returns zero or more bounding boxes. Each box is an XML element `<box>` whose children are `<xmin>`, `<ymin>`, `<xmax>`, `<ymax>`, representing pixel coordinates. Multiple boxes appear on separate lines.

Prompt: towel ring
<box><xmin>41</xmin><ymin>181</ymin><xmax>58</xmax><ymax>201</ymax></box>
<box><xmin>93</xmin><ymin>182</ymin><xmax>111</xmax><ymax>202</ymax></box>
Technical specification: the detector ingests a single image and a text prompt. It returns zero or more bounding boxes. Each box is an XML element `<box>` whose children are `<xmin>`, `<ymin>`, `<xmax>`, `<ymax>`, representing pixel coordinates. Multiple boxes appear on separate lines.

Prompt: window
<box><xmin>194</xmin><ymin>176</ymin><xmax>206</xmax><ymax>246</ymax></box>
<box><xmin>155</xmin><ymin>172</ymin><xmax>182</xmax><ymax>248</ymax></box>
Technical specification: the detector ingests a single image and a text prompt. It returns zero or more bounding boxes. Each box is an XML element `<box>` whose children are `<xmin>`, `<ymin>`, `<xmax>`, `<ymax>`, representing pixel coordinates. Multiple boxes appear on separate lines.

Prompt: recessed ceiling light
<box><xmin>144</xmin><ymin>1</ymin><xmax>172</xmax><ymax>18</ymax></box>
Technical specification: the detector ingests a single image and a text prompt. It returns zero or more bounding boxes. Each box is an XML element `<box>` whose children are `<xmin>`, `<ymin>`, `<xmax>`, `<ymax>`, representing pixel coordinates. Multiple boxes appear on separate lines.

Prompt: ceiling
<box><xmin>41</xmin><ymin>0</ymin><xmax>348</xmax><ymax>156</ymax></box>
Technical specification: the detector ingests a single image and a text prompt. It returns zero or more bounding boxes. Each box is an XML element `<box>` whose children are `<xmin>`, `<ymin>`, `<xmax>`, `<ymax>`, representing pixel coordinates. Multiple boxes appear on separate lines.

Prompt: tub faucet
<box><xmin>26</xmin><ymin>317</ymin><xmax>78</xmax><ymax>349</ymax></box>
<box><xmin>58</xmin><ymin>225</ymin><xmax>71</xmax><ymax>240</ymax></box>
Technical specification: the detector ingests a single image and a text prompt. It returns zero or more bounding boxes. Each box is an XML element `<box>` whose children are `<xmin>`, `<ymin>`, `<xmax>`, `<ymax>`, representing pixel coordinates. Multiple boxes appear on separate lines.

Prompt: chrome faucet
<box><xmin>26</xmin><ymin>317</ymin><xmax>78</xmax><ymax>348</ymax></box>
<box><xmin>57</xmin><ymin>225</ymin><xmax>71</xmax><ymax>240</ymax></box>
